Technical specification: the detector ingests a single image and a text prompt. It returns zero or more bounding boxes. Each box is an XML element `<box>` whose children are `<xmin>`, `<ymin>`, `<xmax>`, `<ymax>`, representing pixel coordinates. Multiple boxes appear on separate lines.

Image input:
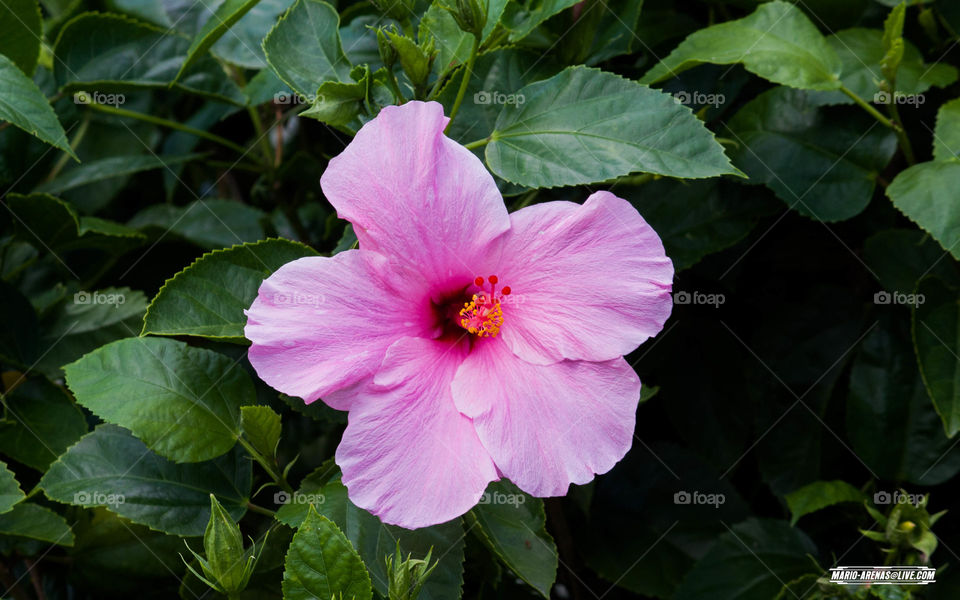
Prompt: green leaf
<box><xmin>0</xmin><ymin>460</ymin><xmax>25</xmax><ymax>514</ymax></box>
<box><xmin>0</xmin><ymin>54</ymin><xmax>76</xmax><ymax>159</ymax></box>
<box><xmin>240</xmin><ymin>405</ymin><xmax>282</xmax><ymax>459</ymax></box>
<box><xmin>808</xmin><ymin>29</ymin><xmax>958</xmax><ymax>106</ymax></box>
<box><xmin>6</xmin><ymin>193</ymin><xmax>146</xmax><ymax>256</ymax></box>
<box><xmin>0</xmin><ymin>281</ymin><xmax>39</xmax><ymax>368</ymax></box>
<box><xmin>501</xmin><ymin>0</ymin><xmax>579</xmax><ymax>42</ymax></box>
<box><xmin>40</xmin><ymin>425</ymin><xmax>251</xmax><ymax>536</ymax></box>
<box><xmin>282</xmin><ymin>506</ymin><xmax>373</xmax><ymax>600</ymax></box>
<box><xmin>784</xmin><ymin>480</ymin><xmax>864</xmax><ymax>525</ymax></box>
<box><xmin>673</xmin><ymin>519</ymin><xmax>819</xmax><ymax>600</ymax></box>
<box><xmin>128</xmin><ymin>199</ymin><xmax>267</xmax><ymax>250</ymax></box>
<box><xmin>913</xmin><ymin>277</ymin><xmax>960</xmax><ymax>438</ymax></box>
<box><xmin>177</xmin><ymin>0</ymin><xmax>265</xmax><ymax>78</ymax></box>
<box><xmin>864</xmin><ymin>229</ymin><xmax>959</xmax><ymax>294</ymax></box>
<box><xmin>0</xmin><ymin>0</ymin><xmax>42</xmax><ymax>75</ymax></box>
<box><xmin>35</xmin><ymin>287</ymin><xmax>148</xmax><ymax>377</ymax></box>
<box><xmin>212</xmin><ymin>0</ymin><xmax>295</xmax><ymax>68</ymax></box>
<box><xmin>141</xmin><ymin>238</ymin><xmax>318</xmax><ymax>342</ymax></box>
<box><xmin>484</xmin><ymin>66</ymin><xmax>738</xmax><ymax>188</ymax></box>
<box><xmin>420</xmin><ymin>2</ymin><xmax>474</xmax><ymax>74</ymax></box>
<box><xmin>727</xmin><ymin>86</ymin><xmax>897</xmax><ymax>221</ymax></box>
<box><xmin>53</xmin><ymin>12</ymin><xmax>245</xmax><ymax>105</ymax></box>
<box><xmin>63</xmin><ymin>336</ymin><xmax>251</xmax><ymax>463</ymax></box>
<box><xmin>308</xmin><ymin>479</ymin><xmax>466</xmax><ymax>600</ymax></box>
<box><xmin>640</xmin><ymin>1</ymin><xmax>841</xmax><ymax>91</ymax></box>
<box><xmin>934</xmin><ymin>98</ymin><xmax>960</xmax><ymax>162</ymax></box>
<box><xmin>0</xmin><ymin>378</ymin><xmax>88</xmax><ymax>471</ymax></box>
<box><xmin>33</xmin><ymin>153</ymin><xmax>202</xmax><ymax>195</ymax></box>
<box><xmin>848</xmin><ymin>317</ymin><xmax>960</xmax><ymax>484</ymax></box>
<box><xmin>468</xmin><ymin>481</ymin><xmax>557</xmax><ymax>598</ymax></box>
<box><xmin>622</xmin><ymin>178</ymin><xmax>775</xmax><ymax>271</ymax></box>
<box><xmin>0</xmin><ymin>503</ymin><xmax>74</xmax><ymax>546</ymax></box>
<box><xmin>262</xmin><ymin>0</ymin><xmax>352</xmax><ymax>98</ymax></box>
<box><xmin>887</xmin><ymin>160</ymin><xmax>960</xmax><ymax>260</ymax></box>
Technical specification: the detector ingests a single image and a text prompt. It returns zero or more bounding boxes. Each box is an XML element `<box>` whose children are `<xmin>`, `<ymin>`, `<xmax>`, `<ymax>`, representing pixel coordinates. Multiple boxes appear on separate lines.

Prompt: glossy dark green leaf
<box><xmin>63</xmin><ymin>337</ymin><xmax>251</xmax><ymax>463</ymax></box>
<box><xmin>673</xmin><ymin>519</ymin><xmax>818</xmax><ymax>600</ymax></box>
<box><xmin>262</xmin><ymin>0</ymin><xmax>352</xmax><ymax>97</ymax></box>
<box><xmin>0</xmin><ymin>281</ymin><xmax>39</xmax><ymax>368</ymax></box>
<box><xmin>128</xmin><ymin>199</ymin><xmax>267</xmax><ymax>250</ymax></box>
<box><xmin>35</xmin><ymin>287</ymin><xmax>148</xmax><ymax>377</ymax></box>
<box><xmin>501</xmin><ymin>0</ymin><xmax>579</xmax><ymax>42</ymax></box>
<box><xmin>641</xmin><ymin>1</ymin><xmax>841</xmax><ymax>91</ymax></box>
<box><xmin>40</xmin><ymin>425</ymin><xmax>251</xmax><ymax>536</ymax></box>
<box><xmin>53</xmin><ymin>13</ymin><xmax>245</xmax><ymax>105</ymax></box>
<box><xmin>727</xmin><ymin>86</ymin><xmax>896</xmax><ymax>221</ymax></box>
<box><xmin>177</xmin><ymin>0</ymin><xmax>265</xmax><ymax>77</ymax></box>
<box><xmin>848</xmin><ymin>317</ymin><xmax>960</xmax><ymax>484</ymax></box>
<box><xmin>864</xmin><ymin>229</ymin><xmax>958</xmax><ymax>294</ymax></box>
<box><xmin>0</xmin><ymin>503</ymin><xmax>74</xmax><ymax>546</ymax></box>
<box><xmin>34</xmin><ymin>154</ymin><xmax>201</xmax><ymax>195</ymax></box>
<box><xmin>0</xmin><ymin>54</ymin><xmax>76</xmax><ymax>159</ymax></box>
<box><xmin>0</xmin><ymin>460</ymin><xmax>24</xmax><ymax>514</ymax></box>
<box><xmin>934</xmin><ymin>98</ymin><xmax>960</xmax><ymax>162</ymax></box>
<box><xmin>913</xmin><ymin>277</ymin><xmax>960</xmax><ymax>438</ymax></box>
<box><xmin>784</xmin><ymin>480</ymin><xmax>864</xmax><ymax>525</ymax></box>
<box><xmin>622</xmin><ymin>178</ymin><xmax>774</xmax><ymax>271</ymax></box>
<box><xmin>282</xmin><ymin>506</ymin><xmax>373</xmax><ymax>600</ymax></box>
<box><xmin>141</xmin><ymin>239</ymin><xmax>318</xmax><ymax>341</ymax></box>
<box><xmin>485</xmin><ymin>66</ymin><xmax>739</xmax><ymax>188</ymax></box>
<box><xmin>469</xmin><ymin>481</ymin><xmax>557</xmax><ymax>598</ymax></box>
<box><xmin>0</xmin><ymin>0</ymin><xmax>42</xmax><ymax>75</ymax></box>
<box><xmin>887</xmin><ymin>161</ymin><xmax>960</xmax><ymax>261</ymax></box>
<box><xmin>0</xmin><ymin>377</ymin><xmax>88</xmax><ymax>471</ymax></box>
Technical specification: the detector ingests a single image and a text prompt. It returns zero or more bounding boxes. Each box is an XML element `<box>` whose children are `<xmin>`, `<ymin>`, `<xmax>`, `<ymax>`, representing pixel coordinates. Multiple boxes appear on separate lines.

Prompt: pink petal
<box><xmin>320</xmin><ymin>101</ymin><xmax>510</xmax><ymax>289</ymax></box>
<box><xmin>494</xmin><ymin>191</ymin><xmax>674</xmax><ymax>365</ymax></box>
<box><xmin>244</xmin><ymin>250</ymin><xmax>432</xmax><ymax>407</ymax></box>
<box><xmin>452</xmin><ymin>339</ymin><xmax>641</xmax><ymax>497</ymax></box>
<box><xmin>337</xmin><ymin>337</ymin><xmax>497</xmax><ymax>528</ymax></box>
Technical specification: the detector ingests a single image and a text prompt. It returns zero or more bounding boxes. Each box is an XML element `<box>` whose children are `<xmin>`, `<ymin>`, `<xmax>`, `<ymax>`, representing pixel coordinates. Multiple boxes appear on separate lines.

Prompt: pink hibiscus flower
<box><xmin>244</xmin><ymin>101</ymin><xmax>674</xmax><ymax>529</ymax></box>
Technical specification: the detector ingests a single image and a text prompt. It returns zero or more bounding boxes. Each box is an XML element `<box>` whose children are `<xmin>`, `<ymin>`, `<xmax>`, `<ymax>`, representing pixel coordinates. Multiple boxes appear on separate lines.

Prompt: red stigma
<box><xmin>475</xmin><ymin>276</ymin><xmax>484</xmax><ymax>286</ymax></box>
<box><xmin>488</xmin><ymin>275</ymin><xmax>498</xmax><ymax>284</ymax></box>
<box><xmin>502</xmin><ymin>286</ymin><xmax>511</xmax><ymax>295</ymax></box>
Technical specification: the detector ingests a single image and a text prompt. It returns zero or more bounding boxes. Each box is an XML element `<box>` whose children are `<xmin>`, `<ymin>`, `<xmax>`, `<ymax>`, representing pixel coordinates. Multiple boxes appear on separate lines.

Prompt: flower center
<box><xmin>458</xmin><ymin>275</ymin><xmax>511</xmax><ymax>338</ymax></box>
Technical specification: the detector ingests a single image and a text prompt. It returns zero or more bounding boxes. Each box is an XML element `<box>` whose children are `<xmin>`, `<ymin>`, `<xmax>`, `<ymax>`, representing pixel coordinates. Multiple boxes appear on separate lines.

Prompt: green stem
<box><xmin>839</xmin><ymin>85</ymin><xmax>895</xmax><ymax>129</ymax></box>
<box><xmin>463</xmin><ymin>137</ymin><xmax>489</xmax><ymax>150</ymax></box>
<box><xmin>237</xmin><ymin>436</ymin><xmax>294</xmax><ymax>494</ymax></box>
<box><xmin>386</xmin><ymin>68</ymin><xmax>406</xmax><ymax>104</ymax></box>
<box><xmin>46</xmin><ymin>112</ymin><xmax>91</xmax><ymax>181</ymax></box>
<box><xmin>247</xmin><ymin>105</ymin><xmax>276</xmax><ymax>168</ymax></box>
<box><xmin>84</xmin><ymin>102</ymin><xmax>249</xmax><ymax>156</ymax></box>
<box><xmin>886</xmin><ymin>101</ymin><xmax>917</xmax><ymax>166</ymax></box>
<box><xmin>246</xmin><ymin>502</ymin><xmax>277</xmax><ymax>517</ymax></box>
<box><xmin>445</xmin><ymin>35</ymin><xmax>481</xmax><ymax>133</ymax></box>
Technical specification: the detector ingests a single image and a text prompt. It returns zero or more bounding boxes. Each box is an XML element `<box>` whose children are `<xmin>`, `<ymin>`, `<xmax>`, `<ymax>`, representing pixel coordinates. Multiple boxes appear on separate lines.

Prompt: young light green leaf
<box><xmin>0</xmin><ymin>0</ymin><xmax>42</xmax><ymax>75</ymax></box>
<box><xmin>0</xmin><ymin>503</ymin><xmax>74</xmax><ymax>546</ymax></box>
<box><xmin>262</xmin><ymin>0</ymin><xmax>352</xmax><ymax>97</ymax></box>
<box><xmin>0</xmin><ymin>378</ymin><xmax>88</xmax><ymax>470</ymax></box>
<box><xmin>784</xmin><ymin>480</ymin><xmax>864</xmax><ymax>525</ymax></box>
<box><xmin>40</xmin><ymin>425</ymin><xmax>251</xmax><ymax>536</ymax></box>
<box><xmin>887</xmin><ymin>160</ymin><xmax>960</xmax><ymax>260</ymax></box>
<box><xmin>176</xmin><ymin>0</ymin><xmax>266</xmax><ymax>79</ymax></box>
<box><xmin>141</xmin><ymin>239</ymin><xmax>318</xmax><ymax>342</ymax></box>
<box><xmin>912</xmin><ymin>277</ymin><xmax>960</xmax><ymax>438</ymax></box>
<box><xmin>241</xmin><ymin>405</ymin><xmax>282</xmax><ymax>459</ymax></box>
<box><xmin>0</xmin><ymin>460</ymin><xmax>25</xmax><ymax>514</ymax></box>
<box><xmin>640</xmin><ymin>1</ymin><xmax>841</xmax><ymax>91</ymax></box>
<box><xmin>0</xmin><ymin>54</ymin><xmax>76</xmax><ymax>159</ymax></box>
<box><xmin>63</xmin><ymin>337</ymin><xmax>251</xmax><ymax>463</ymax></box>
<box><xmin>33</xmin><ymin>154</ymin><xmax>202</xmax><ymax>195</ymax></box>
<box><xmin>469</xmin><ymin>481</ymin><xmax>557</xmax><ymax>598</ymax></box>
<box><xmin>727</xmin><ymin>86</ymin><xmax>896</xmax><ymax>221</ymax></box>
<box><xmin>282</xmin><ymin>506</ymin><xmax>373</xmax><ymax>600</ymax></box>
<box><xmin>934</xmin><ymin>98</ymin><xmax>960</xmax><ymax>162</ymax></box>
<box><xmin>881</xmin><ymin>1</ymin><xmax>906</xmax><ymax>84</ymax></box>
<box><xmin>485</xmin><ymin>66</ymin><xmax>738</xmax><ymax>188</ymax></box>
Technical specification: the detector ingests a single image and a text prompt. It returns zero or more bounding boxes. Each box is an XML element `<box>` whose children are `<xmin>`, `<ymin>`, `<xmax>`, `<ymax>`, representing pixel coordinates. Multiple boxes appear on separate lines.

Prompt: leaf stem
<box><xmin>246</xmin><ymin>502</ymin><xmax>277</xmax><ymax>517</ymax></box>
<box><xmin>463</xmin><ymin>137</ymin><xmax>489</xmax><ymax>150</ymax></box>
<box><xmin>83</xmin><ymin>102</ymin><xmax>249</xmax><ymax>156</ymax></box>
<box><xmin>237</xmin><ymin>436</ymin><xmax>293</xmax><ymax>494</ymax></box>
<box><xmin>445</xmin><ymin>35</ymin><xmax>481</xmax><ymax>133</ymax></box>
<box><xmin>839</xmin><ymin>85</ymin><xmax>894</xmax><ymax>129</ymax></box>
<box><xmin>886</xmin><ymin>101</ymin><xmax>917</xmax><ymax>166</ymax></box>
<box><xmin>45</xmin><ymin>112</ymin><xmax>91</xmax><ymax>182</ymax></box>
